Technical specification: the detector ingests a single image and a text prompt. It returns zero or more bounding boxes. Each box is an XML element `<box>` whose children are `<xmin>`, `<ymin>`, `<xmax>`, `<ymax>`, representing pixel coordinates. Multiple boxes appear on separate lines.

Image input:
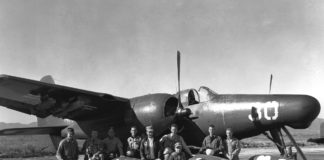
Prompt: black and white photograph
<box><xmin>0</xmin><ymin>0</ymin><xmax>323</xmax><ymax>160</ymax></box>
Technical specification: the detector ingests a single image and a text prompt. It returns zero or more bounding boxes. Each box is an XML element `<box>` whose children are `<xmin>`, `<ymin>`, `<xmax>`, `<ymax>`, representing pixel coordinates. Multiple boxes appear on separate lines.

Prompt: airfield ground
<box><xmin>0</xmin><ymin>128</ymin><xmax>323</xmax><ymax>160</ymax></box>
<box><xmin>2</xmin><ymin>146</ymin><xmax>324</xmax><ymax>160</ymax></box>
<box><xmin>240</xmin><ymin>146</ymin><xmax>324</xmax><ymax>160</ymax></box>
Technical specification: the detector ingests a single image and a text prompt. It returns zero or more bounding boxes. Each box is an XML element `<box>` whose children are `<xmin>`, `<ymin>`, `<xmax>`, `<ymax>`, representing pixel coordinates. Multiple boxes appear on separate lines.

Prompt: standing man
<box><xmin>101</xmin><ymin>127</ymin><xmax>124</xmax><ymax>160</ymax></box>
<box><xmin>82</xmin><ymin>130</ymin><xmax>102</xmax><ymax>160</ymax></box>
<box><xmin>223</xmin><ymin>128</ymin><xmax>241</xmax><ymax>160</ymax></box>
<box><xmin>159</xmin><ymin>124</ymin><xmax>193</xmax><ymax>160</ymax></box>
<box><xmin>199</xmin><ymin>125</ymin><xmax>224</xmax><ymax>157</ymax></box>
<box><xmin>126</xmin><ymin>126</ymin><xmax>142</xmax><ymax>158</ymax></box>
<box><xmin>140</xmin><ymin>126</ymin><xmax>161</xmax><ymax>160</ymax></box>
<box><xmin>56</xmin><ymin>128</ymin><xmax>79</xmax><ymax>160</ymax></box>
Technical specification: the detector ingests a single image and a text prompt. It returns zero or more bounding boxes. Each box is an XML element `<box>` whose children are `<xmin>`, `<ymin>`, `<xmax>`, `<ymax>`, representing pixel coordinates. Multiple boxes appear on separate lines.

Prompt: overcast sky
<box><xmin>0</xmin><ymin>0</ymin><xmax>324</xmax><ymax>123</ymax></box>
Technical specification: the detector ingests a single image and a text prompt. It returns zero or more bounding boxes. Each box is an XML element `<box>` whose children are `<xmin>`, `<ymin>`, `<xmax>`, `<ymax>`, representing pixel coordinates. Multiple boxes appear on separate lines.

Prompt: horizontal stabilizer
<box><xmin>0</xmin><ymin>126</ymin><xmax>67</xmax><ymax>136</ymax></box>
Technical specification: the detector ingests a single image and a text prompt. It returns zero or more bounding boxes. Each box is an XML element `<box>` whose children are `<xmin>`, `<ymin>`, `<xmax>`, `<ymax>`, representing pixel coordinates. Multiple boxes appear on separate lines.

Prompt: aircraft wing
<box><xmin>0</xmin><ymin>126</ymin><xmax>67</xmax><ymax>135</ymax></box>
<box><xmin>0</xmin><ymin>74</ymin><xmax>131</xmax><ymax>121</ymax></box>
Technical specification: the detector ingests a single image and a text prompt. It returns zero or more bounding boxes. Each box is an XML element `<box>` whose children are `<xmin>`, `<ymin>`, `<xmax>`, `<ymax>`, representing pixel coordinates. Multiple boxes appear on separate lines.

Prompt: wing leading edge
<box><xmin>0</xmin><ymin>126</ymin><xmax>67</xmax><ymax>135</ymax></box>
<box><xmin>0</xmin><ymin>74</ymin><xmax>131</xmax><ymax>121</ymax></box>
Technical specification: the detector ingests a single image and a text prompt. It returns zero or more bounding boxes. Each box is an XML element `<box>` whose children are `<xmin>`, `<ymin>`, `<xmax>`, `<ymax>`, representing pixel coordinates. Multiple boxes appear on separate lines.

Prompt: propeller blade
<box><xmin>176</xmin><ymin>117</ymin><xmax>205</xmax><ymax>147</ymax></box>
<box><xmin>177</xmin><ymin>51</ymin><xmax>183</xmax><ymax>109</ymax></box>
<box><xmin>154</xmin><ymin>115</ymin><xmax>176</xmax><ymax>137</ymax></box>
<box><xmin>175</xmin><ymin>51</ymin><xmax>191</xmax><ymax>117</ymax></box>
<box><xmin>269</xmin><ymin>74</ymin><xmax>273</xmax><ymax>94</ymax></box>
<box><xmin>282</xmin><ymin>126</ymin><xmax>307</xmax><ymax>160</ymax></box>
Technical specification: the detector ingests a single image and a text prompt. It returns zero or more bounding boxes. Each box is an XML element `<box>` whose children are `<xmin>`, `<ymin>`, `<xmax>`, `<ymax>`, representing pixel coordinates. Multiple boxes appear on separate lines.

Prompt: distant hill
<box><xmin>235</xmin><ymin>118</ymin><xmax>324</xmax><ymax>146</ymax></box>
<box><xmin>289</xmin><ymin>118</ymin><xmax>324</xmax><ymax>137</ymax></box>
<box><xmin>0</xmin><ymin>117</ymin><xmax>322</xmax><ymax>140</ymax></box>
<box><xmin>0</xmin><ymin>118</ymin><xmax>322</xmax><ymax>151</ymax></box>
<box><xmin>0</xmin><ymin>121</ymin><xmax>37</xmax><ymax>130</ymax></box>
<box><xmin>0</xmin><ymin>118</ymin><xmax>322</xmax><ymax>134</ymax></box>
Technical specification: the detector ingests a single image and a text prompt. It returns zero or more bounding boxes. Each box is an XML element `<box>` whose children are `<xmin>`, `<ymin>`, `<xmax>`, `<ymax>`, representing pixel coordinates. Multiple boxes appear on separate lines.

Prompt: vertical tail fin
<box><xmin>40</xmin><ymin>75</ymin><xmax>55</xmax><ymax>84</ymax></box>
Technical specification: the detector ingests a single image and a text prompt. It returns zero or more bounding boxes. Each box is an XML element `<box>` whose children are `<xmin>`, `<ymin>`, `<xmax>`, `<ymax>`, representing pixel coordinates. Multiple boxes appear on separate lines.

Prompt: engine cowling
<box><xmin>130</xmin><ymin>93</ymin><xmax>178</xmax><ymax>136</ymax></box>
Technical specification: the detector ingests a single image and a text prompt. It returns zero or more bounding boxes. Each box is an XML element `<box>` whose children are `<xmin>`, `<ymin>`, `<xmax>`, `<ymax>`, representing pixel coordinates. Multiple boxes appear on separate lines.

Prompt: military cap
<box><xmin>174</xmin><ymin>142</ymin><xmax>182</xmax><ymax>148</ymax></box>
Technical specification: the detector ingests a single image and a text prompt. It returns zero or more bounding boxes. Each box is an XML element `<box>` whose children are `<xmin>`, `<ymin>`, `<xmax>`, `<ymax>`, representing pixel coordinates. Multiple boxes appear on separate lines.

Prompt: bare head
<box><xmin>208</xmin><ymin>124</ymin><xmax>215</xmax><ymax>136</ymax></box>
<box><xmin>226</xmin><ymin>128</ymin><xmax>233</xmax><ymax>139</ymax></box>
<box><xmin>170</xmin><ymin>123</ymin><xmax>178</xmax><ymax>135</ymax></box>
<box><xmin>130</xmin><ymin>126</ymin><xmax>137</xmax><ymax>137</ymax></box>
<box><xmin>67</xmin><ymin>128</ymin><xmax>75</xmax><ymax>140</ymax></box>
<box><xmin>91</xmin><ymin>130</ymin><xmax>98</xmax><ymax>139</ymax></box>
<box><xmin>107</xmin><ymin>127</ymin><xmax>115</xmax><ymax>137</ymax></box>
<box><xmin>146</xmin><ymin>126</ymin><xmax>154</xmax><ymax>138</ymax></box>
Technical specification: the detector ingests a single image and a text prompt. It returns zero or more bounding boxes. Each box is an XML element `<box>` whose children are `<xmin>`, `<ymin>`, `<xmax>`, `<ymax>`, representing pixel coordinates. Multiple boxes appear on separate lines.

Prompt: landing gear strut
<box><xmin>282</xmin><ymin>126</ymin><xmax>307</xmax><ymax>160</ymax></box>
<box><xmin>263</xmin><ymin>126</ymin><xmax>307</xmax><ymax>160</ymax></box>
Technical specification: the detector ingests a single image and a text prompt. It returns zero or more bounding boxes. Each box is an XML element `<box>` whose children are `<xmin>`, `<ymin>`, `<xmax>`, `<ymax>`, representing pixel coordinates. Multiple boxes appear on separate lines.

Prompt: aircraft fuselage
<box><xmin>61</xmin><ymin>89</ymin><xmax>320</xmax><ymax>148</ymax></box>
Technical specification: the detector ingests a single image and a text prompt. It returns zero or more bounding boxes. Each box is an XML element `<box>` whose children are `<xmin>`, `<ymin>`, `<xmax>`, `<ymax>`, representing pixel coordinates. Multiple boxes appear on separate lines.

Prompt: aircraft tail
<box><xmin>37</xmin><ymin>75</ymin><xmax>68</xmax><ymax>149</ymax></box>
<box><xmin>0</xmin><ymin>75</ymin><xmax>79</xmax><ymax>150</ymax></box>
<box><xmin>37</xmin><ymin>75</ymin><xmax>68</xmax><ymax>127</ymax></box>
<box><xmin>37</xmin><ymin>116</ymin><xmax>69</xmax><ymax>127</ymax></box>
<box><xmin>36</xmin><ymin>116</ymin><xmax>69</xmax><ymax>149</ymax></box>
<box><xmin>306</xmin><ymin>122</ymin><xmax>324</xmax><ymax>144</ymax></box>
<box><xmin>40</xmin><ymin>75</ymin><xmax>55</xmax><ymax>84</ymax></box>
<box><xmin>321</xmin><ymin>122</ymin><xmax>324</xmax><ymax>138</ymax></box>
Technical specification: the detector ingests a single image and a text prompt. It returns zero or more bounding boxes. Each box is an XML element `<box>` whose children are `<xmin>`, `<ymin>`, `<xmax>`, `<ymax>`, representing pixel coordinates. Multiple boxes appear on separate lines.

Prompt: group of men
<box><xmin>199</xmin><ymin>125</ymin><xmax>241</xmax><ymax>160</ymax></box>
<box><xmin>56</xmin><ymin>124</ymin><xmax>241</xmax><ymax>160</ymax></box>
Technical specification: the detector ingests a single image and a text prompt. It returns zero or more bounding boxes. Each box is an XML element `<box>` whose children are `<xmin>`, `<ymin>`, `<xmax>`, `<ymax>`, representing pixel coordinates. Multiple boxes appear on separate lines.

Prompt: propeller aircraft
<box><xmin>0</xmin><ymin>52</ymin><xmax>320</xmax><ymax>160</ymax></box>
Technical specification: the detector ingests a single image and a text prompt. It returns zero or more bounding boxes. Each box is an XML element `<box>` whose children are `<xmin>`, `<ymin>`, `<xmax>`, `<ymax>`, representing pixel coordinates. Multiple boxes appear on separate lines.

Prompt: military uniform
<box><xmin>169</xmin><ymin>142</ymin><xmax>186</xmax><ymax>160</ymax></box>
<box><xmin>82</xmin><ymin>138</ymin><xmax>103</xmax><ymax>160</ymax></box>
<box><xmin>169</xmin><ymin>152</ymin><xmax>186</xmax><ymax>160</ymax></box>
<box><xmin>127</xmin><ymin>135</ymin><xmax>142</xmax><ymax>158</ymax></box>
<box><xmin>223</xmin><ymin>138</ymin><xmax>241</xmax><ymax>160</ymax></box>
<box><xmin>101</xmin><ymin>136</ymin><xmax>124</xmax><ymax>159</ymax></box>
<box><xmin>199</xmin><ymin>135</ymin><xmax>224</xmax><ymax>156</ymax></box>
<box><xmin>140</xmin><ymin>137</ymin><xmax>161</xmax><ymax>160</ymax></box>
<box><xmin>159</xmin><ymin>134</ymin><xmax>191</xmax><ymax>155</ymax></box>
<box><xmin>56</xmin><ymin>138</ymin><xmax>79</xmax><ymax>160</ymax></box>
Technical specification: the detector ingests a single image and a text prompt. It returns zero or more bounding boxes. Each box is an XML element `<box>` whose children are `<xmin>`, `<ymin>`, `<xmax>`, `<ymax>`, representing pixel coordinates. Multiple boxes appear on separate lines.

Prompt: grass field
<box><xmin>0</xmin><ymin>135</ymin><xmax>55</xmax><ymax>158</ymax></box>
<box><xmin>3</xmin><ymin>147</ymin><xmax>324</xmax><ymax>160</ymax></box>
<box><xmin>0</xmin><ymin>132</ymin><xmax>319</xmax><ymax>159</ymax></box>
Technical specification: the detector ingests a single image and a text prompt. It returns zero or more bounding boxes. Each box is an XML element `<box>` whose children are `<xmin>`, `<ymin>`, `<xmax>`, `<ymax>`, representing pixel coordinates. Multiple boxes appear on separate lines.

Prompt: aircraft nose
<box><xmin>284</xmin><ymin>95</ymin><xmax>321</xmax><ymax>128</ymax></box>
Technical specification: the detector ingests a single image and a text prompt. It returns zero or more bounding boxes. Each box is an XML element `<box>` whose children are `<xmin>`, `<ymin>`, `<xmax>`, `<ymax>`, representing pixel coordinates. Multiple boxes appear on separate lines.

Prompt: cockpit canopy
<box><xmin>174</xmin><ymin>86</ymin><xmax>218</xmax><ymax>106</ymax></box>
<box><xmin>198</xmin><ymin>86</ymin><xmax>218</xmax><ymax>102</ymax></box>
